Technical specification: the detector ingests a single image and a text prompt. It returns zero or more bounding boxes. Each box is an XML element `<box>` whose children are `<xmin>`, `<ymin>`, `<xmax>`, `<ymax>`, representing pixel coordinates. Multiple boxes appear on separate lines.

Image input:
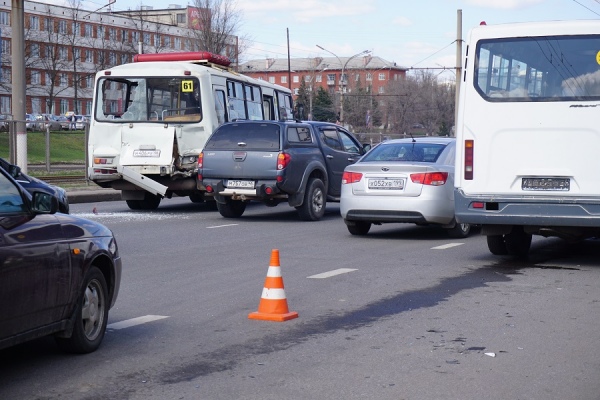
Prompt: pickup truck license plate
<box><xmin>226</xmin><ymin>180</ymin><xmax>255</xmax><ymax>189</ymax></box>
<box><xmin>368</xmin><ymin>178</ymin><xmax>405</xmax><ymax>190</ymax></box>
<box><xmin>522</xmin><ymin>177</ymin><xmax>570</xmax><ymax>191</ymax></box>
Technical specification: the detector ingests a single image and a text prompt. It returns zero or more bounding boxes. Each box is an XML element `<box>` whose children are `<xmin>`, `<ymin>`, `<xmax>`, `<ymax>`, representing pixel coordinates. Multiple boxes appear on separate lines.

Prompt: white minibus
<box><xmin>88</xmin><ymin>51</ymin><xmax>293</xmax><ymax>210</ymax></box>
<box><xmin>454</xmin><ymin>20</ymin><xmax>600</xmax><ymax>256</ymax></box>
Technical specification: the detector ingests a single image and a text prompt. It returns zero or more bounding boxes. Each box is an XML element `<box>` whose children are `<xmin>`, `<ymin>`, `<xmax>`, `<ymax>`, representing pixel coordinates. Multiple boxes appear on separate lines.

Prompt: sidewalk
<box><xmin>66</xmin><ymin>186</ymin><xmax>122</xmax><ymax>204</ymax></box>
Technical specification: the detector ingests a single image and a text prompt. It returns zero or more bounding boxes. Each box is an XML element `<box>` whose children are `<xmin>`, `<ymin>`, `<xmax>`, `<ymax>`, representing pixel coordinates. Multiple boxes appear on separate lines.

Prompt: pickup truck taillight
<box><xmin>277</xmin><ymin>152</ymin><xmax>291</xmax><ymax>170</ymax></box>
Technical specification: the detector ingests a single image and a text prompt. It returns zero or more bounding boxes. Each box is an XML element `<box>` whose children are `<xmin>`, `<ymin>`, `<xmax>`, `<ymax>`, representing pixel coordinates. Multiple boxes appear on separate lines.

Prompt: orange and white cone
<box><xmin>248</xmin><ymin>249</ymin><xmax>299</xmax><ymax>322</ymax></box>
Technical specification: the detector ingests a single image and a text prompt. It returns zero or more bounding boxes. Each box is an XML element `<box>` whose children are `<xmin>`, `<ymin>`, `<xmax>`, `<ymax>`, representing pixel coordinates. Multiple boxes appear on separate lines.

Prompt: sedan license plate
<box><xmin>226</xmin><ymin>180</ymin><xmax>255</xmax><ymax>189</ymax></box>
<box><xmin>522</xmin><ymin>177</ymin><xmax>570</xmax><ymax>191</ymax></box>
<box><xmin>368</xmin><ymin>178</ymin><xmax>405</xmax><ymax>190</ymax></box>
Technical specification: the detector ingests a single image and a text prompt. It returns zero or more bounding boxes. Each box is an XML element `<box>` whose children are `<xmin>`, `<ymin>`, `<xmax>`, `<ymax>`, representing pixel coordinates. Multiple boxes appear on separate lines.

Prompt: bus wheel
<box><xmin>504</xmin><ymin>226</ymin><xmax>532</xmax><ymax>256</ymax></box>
<box><xmin>487</xmin><ymin>235</ymin><xmax>508</xmax><ymax>255</ymax></box>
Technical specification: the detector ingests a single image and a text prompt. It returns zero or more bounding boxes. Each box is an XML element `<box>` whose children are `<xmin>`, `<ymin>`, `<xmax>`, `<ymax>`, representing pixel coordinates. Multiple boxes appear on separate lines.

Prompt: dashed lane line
<box><xmin>107</xmin><ymin>315</ymin><xmax>169</xmax><ymax>330</ymax></box>
<box><xmin>206</xmin><ymin>224</ymin><xmax>239</xmax><ymax>228</ymax></box>
<box><xmin>307</xmin><ymin>268</ymin><xmax>358</xmax><ymax>279</ymax></box>
<box><xmin>431</xmin><ymin>243</ymin><xmax>465</xmax><ymax>250</ymax></box>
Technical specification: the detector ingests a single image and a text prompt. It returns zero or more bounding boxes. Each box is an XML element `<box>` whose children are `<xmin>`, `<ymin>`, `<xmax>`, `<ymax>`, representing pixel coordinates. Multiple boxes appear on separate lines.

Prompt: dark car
<box><xmin>0</xmin><ymin>167</ymin><xmax>122</xmax><ymax>353</ymax></box>
<box><xmin>0</xmin><ymin>157</ymin><xmax>69</xmax><ymax>213</ymax></box>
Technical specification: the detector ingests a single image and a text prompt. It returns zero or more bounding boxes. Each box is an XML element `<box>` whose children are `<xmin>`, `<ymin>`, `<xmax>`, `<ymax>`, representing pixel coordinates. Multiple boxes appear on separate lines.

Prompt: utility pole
<box><xmin>12</xmin><ymin>0</ymin><xmax>26</xmax><ymax>171</ymax></box>
<box><xmin>455</xmin><ymin>9</ymin><xmax>463</xmax><ymax>136</ymax></box>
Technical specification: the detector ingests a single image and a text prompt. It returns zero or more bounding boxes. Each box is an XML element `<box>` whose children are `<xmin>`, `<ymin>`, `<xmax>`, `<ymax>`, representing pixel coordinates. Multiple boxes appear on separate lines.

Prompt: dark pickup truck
<box><xmin>197</xmin><ymin>120</ymin><xmax>367</xmax><ymax>220</ymax></box>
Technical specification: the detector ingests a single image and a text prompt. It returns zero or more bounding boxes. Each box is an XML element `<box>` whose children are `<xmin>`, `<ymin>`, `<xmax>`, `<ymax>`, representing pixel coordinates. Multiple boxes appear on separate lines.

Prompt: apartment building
<box><xmin>0</xmin><ymin>1</ymin><xmax>236</xmax><ymax>117</ymax></box>
<box><xmin>239</xmin><ymin>55</ymin><xmax>407</xmax><ymax>99</ymax></box>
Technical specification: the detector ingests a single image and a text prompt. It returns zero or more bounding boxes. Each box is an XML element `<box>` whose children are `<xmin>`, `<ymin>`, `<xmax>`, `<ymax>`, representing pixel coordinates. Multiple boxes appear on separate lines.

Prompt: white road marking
<box><xmin>107</xmin><ymin>315</ymin><xmax>169</xmax><ymax>330</ymax></box>
<box><xmin>431</xmin><ymin>243</ymin><xmax>464</xmax><ymax>250</ymax></box>
<box><xmin>308</xmin><ymin>268</ymin><xmax>358</xmax><ymax>279</ymax></box>
<box><xmin>207</xmin><ymin>224</ymin><xmax>239</xmax><ymax>228</ymax></box>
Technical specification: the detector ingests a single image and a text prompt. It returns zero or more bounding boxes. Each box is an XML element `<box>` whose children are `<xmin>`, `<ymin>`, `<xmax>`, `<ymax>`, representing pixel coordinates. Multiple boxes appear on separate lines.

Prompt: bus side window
<box><xmin>214</xmin><ymin>90</ymin><xmax>227</xmax><ymax>125</ymax></box>
<box><xmin>263</xmin><ymin>96</ymin><xmax>274</xmax><ymax>120</ymax></box>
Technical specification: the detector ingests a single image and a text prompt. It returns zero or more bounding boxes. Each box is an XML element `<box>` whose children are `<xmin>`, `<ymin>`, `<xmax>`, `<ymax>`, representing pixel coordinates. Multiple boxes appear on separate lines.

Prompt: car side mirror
<box><xmin>362</xmin><ymin>144</ymin><xmax>372</xmax><ymax>153</ymax></box>
<box><xmin>32</xmin><ymin>191</ymin><xmax>59</xmax><ymax>214</ymax></box>
<box><xmin>8</xmin><ymin>164</ymin><xmax>20</xmax><ymax>178</ymax></box>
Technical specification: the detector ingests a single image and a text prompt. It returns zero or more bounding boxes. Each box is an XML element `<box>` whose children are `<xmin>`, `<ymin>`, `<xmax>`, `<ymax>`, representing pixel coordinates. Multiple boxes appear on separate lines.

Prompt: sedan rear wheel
<box><xmin>346</xmin><ymin>220</ymin><xmax>371</xmax><ymax>235</ymax></box>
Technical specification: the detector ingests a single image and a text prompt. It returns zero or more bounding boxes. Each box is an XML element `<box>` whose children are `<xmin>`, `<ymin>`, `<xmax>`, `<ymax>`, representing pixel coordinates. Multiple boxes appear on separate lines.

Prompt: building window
<box><xmin>1</xmin><ymin>68</ymin><xmax>10</xmax><ymax>83</ymax></box>
<box><xmin>177</xmin><ymin>13</ymin><xmax>186</xmax><ymax>24</ymax></box>
<box><xmin>121</xmin><ymin>29</ymin><xmax>127</xmax><ymax>42</ymax></box>
<box><xmin>268</xmin><ymin>77</ymin><xmax>275</xmax><ymax>84</ymax></box>
<box><xmin>315</xmin><ymin>75</ymin><xmax>322</xmax><ymax>83</ymax></box>
<box><xmin>45</xmin><ymin>72</ymin><xmax>52</xmax><ymax>86</ymax></box>
<box><xmin>73</xmin><ymin>48</ymin><xmax>80</xmax><ymax>61</ymax></box>
<box><xmin>366</xmin><ymin>73</ymin><xmax>372</xmax><ymax>81</ymax></box>
<box><xmin>97</xmin><ymin>26</ymin><xmax>105</xmax><ymax>39</ymax></box>
<box><xmin>59</xmin><ymin>47</ymin><xmax>68</xmax><ymax>60</ymax></box>
<box><xmin>164</xmin><ymin>36</ymin><xmax>171</xmax><ymax>48</ymax></box>
<box><xmin>292</xmin><ymin>76</ymin><xmax>299</xmax><ymax>83</ymax></box>
<box><xmin>174</xmin><ymin>37</ymin><xmax>181</xmax><ymax>50</ymax></box>
<box><xmin>31</xmin><ymin>71</ymin><xmax>40</xmax><ymax>85</ymax></box>
<box><xmin>293</xmin><ymin>88</ymin><xmax>299</xmax><ymax>95</ymax></box>
<box><xmin>60</xmin><ymin>73</ymin><xmax>68</xmax><ymax>87</ymax></box>
<box><xmin>0</xmin><ymin>96</ymin><xmax>10</xmax><ymax>114</ymax></box>
<box><xmin>58</xmin><ymin>20</ymin><xmax>67</xmax><ymax>34</ymax></box>
<box><xmin>29</xmin><ymin>43</ymin><xmax>39</xmax><ymax>58</ymax></box>
<box><xmin>84</xmin><ymin>24</ymin><xmax>93</xmax><ymax>38</ymax></box>
<box><xmin>132</xmin><ymin>31</ymin><xmax>139</xmax><ymax>43</ymax></box>
<box><xmin>0</xmin><ymin>11</ymin><xmax>9</xmax><ymax>26</ymax></box>
<box><xmin>109</xmin><ymin>52</ymin><xmax>116</xmax><ymax>65</ymax></box>
<box><xmin>143</xmin><ymin>32</ymin><xmax>150</xmax><ymax>45</ymax></box>
<box><xmin>281</xmin><ymin>76</ymin><xmax>287</xmax><ymax>84</ymax></box>
<box><xmin>31</xmin><ymin>98</ymin><xmax>41</xmax><ymax>114</ymax></box>
<box><xmin>378</xmin><ymin>86</ymin><xmax>385</xmax><ymax>94</ymax></box>
<box><xmin>60</xmin><ymin>99</ymin><xmax>69</xmax><ymax>115</ymax></box>
<box><xmin>86</xmin><ymin>75</ymin><xmax>93</xmax><ymax>88</ymax></box>
<box><xmin>85</xmin><ymin>49</ymin><xmax>93</xmax><ymax>63</ymax></box>
<box><xmin>304</xmin><ymin>75</ymin><xmax>311</xmax><ymax>82</ymax></box>
<box><xmin>327</xmin><ymin>74</ymin><xmax>336</xmax><ymax>84</ymax></box>
<box><xmin>154</xmin><ymin>34</ymin><xmax>160</xmax><ymax>46</ymax></box>
<box><xmin>45</xmin><ymin>18</ymin><xmax>53</xmax><ymax>33</ymax></box>
<box><xmin>109</xmin><ymin>28</ymin><xmax>116</xmax><ymax>40</ymax></box>
<box><xmin>378</xmin><ymin>73</ymin><xmax>385</xmax><ymax>81</ymax></box>
<box><xmin>73</xmin><ymin>22</ymin><xmax>80</xmax><ymax>36</ymax></box>
<box><xmin>29</xmin><ymin>16</ymin><xmax>39</xmax><ymax>30</ymax></box>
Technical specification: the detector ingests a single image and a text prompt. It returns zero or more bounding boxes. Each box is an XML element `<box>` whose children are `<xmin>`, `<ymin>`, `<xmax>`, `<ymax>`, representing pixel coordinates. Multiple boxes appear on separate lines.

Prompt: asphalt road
<box><xmin>1</xmin><ymin>197</ymin><xmax>599</xmax><ymax>400</ymax></box>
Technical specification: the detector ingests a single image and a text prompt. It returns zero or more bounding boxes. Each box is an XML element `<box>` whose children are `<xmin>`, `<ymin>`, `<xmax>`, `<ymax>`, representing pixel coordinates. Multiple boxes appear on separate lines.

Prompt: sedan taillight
<box><xmin>410</xmin><ymin>172</ymin><xmax>448</xmax><ymax>186</ymax></box>
<box><xmin>342</xmin><ymin>171</ymin><xmax>363</xmax><ymax>184</ymax></box>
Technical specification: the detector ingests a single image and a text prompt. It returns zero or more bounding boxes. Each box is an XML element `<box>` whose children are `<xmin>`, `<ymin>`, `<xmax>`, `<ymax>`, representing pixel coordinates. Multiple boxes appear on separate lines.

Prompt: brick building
<box><xmin>0</xmin><ymin>1</ymin><xmax>236</xmax><ymax>117</ymax></box>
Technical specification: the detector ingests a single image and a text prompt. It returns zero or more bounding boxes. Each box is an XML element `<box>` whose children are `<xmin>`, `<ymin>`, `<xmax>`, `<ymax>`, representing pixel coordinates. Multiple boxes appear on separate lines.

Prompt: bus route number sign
<box><xmin>181</xmin><ymin>80</ymin><xmax>194</xmax><ymax>92</ymax></box>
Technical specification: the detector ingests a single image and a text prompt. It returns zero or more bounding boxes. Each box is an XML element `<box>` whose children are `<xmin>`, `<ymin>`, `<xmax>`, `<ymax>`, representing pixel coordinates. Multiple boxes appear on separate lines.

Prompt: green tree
<box><xmin>295</xmin><ymin>79</ymin><xmax>310</xmax><ymax>120</ymax></box>
<box><xmin>312</xmin><ymin>87</ymin><xmax>336</xmax><ymax>122</ymax></box>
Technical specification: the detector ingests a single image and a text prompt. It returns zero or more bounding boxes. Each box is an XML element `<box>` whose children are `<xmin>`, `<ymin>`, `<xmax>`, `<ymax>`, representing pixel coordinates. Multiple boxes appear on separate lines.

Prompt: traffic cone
<box><xmin>248</xmin><ymin>249</ymin><xmax>298</xmax><ymax>322</ymax></box>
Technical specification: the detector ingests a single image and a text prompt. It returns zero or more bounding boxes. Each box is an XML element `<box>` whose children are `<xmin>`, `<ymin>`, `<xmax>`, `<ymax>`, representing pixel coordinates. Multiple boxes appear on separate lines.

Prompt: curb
<box><xmin>67</xmin><ymin>189</ymin><xmax>122</xmax><ymax>204</ymax></box>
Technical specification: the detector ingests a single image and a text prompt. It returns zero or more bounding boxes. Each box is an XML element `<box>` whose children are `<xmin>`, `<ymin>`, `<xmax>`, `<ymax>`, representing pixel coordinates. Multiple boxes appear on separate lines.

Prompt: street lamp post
<box><xmin>316</xmin><ymin>45</ymin><xmax>370</xmax><ymax>124</ymax></box>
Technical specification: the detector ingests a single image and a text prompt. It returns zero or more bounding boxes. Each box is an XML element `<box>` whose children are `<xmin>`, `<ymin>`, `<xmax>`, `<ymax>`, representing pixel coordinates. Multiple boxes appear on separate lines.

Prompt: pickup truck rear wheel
<box><xmin>296</xmin><ymin>178</ymin><xmax>325</xmax><ymax>221</ymax></box>
<box><xmin>217</xmin><ymin>198</ymin><xmax>246</xmax><ymax>218</ymax></box>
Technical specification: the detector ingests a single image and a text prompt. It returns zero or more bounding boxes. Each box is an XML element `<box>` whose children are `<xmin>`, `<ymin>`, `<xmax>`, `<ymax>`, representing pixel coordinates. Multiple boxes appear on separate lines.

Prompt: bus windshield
<box><xmin>95</xmin><ymin>76</ymin><xmax>202</xmax><ymax>122</ymax></box>
<box><xmin>475</xmin><ymin>34</ymin><xmax>600</xmax><ymax>101</ymax></box>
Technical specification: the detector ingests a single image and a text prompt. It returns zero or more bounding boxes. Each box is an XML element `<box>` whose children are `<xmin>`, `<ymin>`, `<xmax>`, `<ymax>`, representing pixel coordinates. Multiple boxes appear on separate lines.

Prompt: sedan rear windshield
<box><xmin>362</xmin><ymin>142</ymin><xmax>447</xmax><ymax>163</ymax></box>
<box><xmin>205</xmin><ymin>123</ymin><xmax>281</xmax><ymax>151</ymax></box>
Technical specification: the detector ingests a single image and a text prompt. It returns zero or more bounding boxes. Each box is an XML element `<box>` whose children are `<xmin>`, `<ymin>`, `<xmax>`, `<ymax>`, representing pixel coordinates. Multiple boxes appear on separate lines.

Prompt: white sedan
<box><xmin>340</xmin><ymin>137</ymin><xmax>470</xmax><ymax>237</ymax></box>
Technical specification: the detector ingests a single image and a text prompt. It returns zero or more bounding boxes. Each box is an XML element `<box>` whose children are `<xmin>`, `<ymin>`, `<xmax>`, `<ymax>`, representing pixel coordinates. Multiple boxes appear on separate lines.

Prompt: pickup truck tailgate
<box><xmin>201</xmin><ymin>149</ymin><xmax>280</xmax><ymax>179</ymax></box>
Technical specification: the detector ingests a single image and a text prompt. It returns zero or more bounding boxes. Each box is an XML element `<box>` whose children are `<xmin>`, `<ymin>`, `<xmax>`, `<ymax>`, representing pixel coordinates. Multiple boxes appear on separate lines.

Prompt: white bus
<box><xmin>454</xmin><ymin>20</ymin><xmax>600</xmax><ymax>256</ymax></box>
<box><xmin>88</xmin><ymin>51</ymin><xmax>293</xmax><ymax>210</ymax></box>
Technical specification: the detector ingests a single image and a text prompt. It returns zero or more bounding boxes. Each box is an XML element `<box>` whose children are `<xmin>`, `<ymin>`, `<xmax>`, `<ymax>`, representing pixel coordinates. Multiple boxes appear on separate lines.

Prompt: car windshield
<box><xmin>361</xmin><ymin>142</ymin><xmax>447</xmax><ymax>163</ymax></box>
<box><xmin>205</xmin><ymin>123</ymin><xmax>281</xmax><ymax>151</ymax></box>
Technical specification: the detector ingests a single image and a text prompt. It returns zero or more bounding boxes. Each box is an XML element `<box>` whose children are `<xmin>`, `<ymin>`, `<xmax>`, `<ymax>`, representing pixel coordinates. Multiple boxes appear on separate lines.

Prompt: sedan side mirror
<box><xmin>32</xmin><ymin>191</ymin><xmax>59</xmax><ymax>214</ymax></box>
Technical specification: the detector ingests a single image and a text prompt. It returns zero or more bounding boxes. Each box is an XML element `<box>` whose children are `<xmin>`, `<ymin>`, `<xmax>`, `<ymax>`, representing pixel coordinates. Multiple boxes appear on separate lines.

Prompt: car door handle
<box><xmin>326</xmin><ymin>155</ymin><xmax>334</xmax><ymax>159</ymax></box>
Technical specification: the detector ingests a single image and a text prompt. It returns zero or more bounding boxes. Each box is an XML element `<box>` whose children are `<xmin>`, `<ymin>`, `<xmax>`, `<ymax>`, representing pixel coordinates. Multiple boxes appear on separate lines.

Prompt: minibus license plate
<box><xmin>522</xmin><ymin>177</ymin><xmax>570</xmax><ymax>191</ymax></box>
<box><xmin>227</xmin><ymin>180</ymin><xmax>255</xmax><ymax>189</ymax></box>
<box><xmin>368</xmin><ymin>178</ymin><xmax>405</xmax><ymax>190</ymax></box>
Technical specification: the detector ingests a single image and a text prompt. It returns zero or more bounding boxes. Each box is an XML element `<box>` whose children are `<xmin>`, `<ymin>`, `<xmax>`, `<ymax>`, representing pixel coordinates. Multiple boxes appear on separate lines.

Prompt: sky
<box><xmin>49</xmin><ymin>0</ymin><xmax>600</xmax><ymax>80</ymax></box>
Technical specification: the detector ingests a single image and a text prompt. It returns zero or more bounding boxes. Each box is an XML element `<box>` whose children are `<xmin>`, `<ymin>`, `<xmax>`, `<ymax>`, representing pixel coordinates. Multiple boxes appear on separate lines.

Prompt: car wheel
<box><xmin>504</xmin><ymin>226</ymin><xmax>532</xmax><ymax>256</ymax></box>
<box><xmin>125</xmin><ymin>199</ymin><xmax>142</xmax><ymax>210</ymax></box>
<box><xmin>296</xmin><ymin>178</ymin><xmax>325</xmax><ymax>221</ymax></box>
<box><xmin>487</xmin><ymin>234</ymin><xmax>508</xmax><ymax>255</ymax></box>
<box><xmin>446</xmin><ymin>219</ymin><xmax>471</xmax><ymax>238</ymax></box>
<box><xmin>346</xmin><ymin>220</ymin><xmax>371</xmax><ymax>235</ymax></box>
<box><xmin>217</xmin><ymin>198</ymin><xmax>246</xmax><ymax>217</ymax></box>
<box><xmin>55</xmin><ymin>266</ymin><xmax>109</xmax><ymax>354</ymax></box>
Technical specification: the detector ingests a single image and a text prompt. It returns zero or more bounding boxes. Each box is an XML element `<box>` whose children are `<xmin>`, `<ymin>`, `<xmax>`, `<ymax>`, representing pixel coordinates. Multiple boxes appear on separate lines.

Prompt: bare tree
<box><xmin>188</xmin><ymin>0</ymin><xmax>249</xmax><ymax>65</ymax></box>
